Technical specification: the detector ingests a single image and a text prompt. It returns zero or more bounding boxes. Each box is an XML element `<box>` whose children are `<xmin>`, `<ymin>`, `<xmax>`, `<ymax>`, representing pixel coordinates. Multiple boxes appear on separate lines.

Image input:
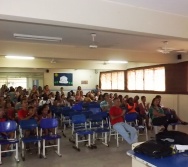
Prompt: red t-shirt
<box><xmin>18</xmin><ymin>109</ymin><xmax>28</xmax><ymax>120</ymax></box>
<box><xmin>109</xmin><ymin>106</ymin><xmax>124</xmax><ymax>125</ymax></box>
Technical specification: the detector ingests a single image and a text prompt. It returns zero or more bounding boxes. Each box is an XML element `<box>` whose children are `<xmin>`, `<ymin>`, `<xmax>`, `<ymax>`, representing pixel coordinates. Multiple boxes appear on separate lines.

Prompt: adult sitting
<box><xmin>100</xmin><ymin>93</ymin><xmax>113</xmax><ymax>112</ymax></box>
<box><xmin>149</xmin><ymin>97</ymin><xmax>179</xmax><ymax>131</ymax></box>
<box><xmin>155</xmin><ymin>95</ymin><xmax>188</xmax><ymax>125</ymax></box>
<box><xmin>109</xmin><ymin>98</ymin><xmax>138</xmax><ymax>145</ymax></box>
<box><xmin>138</xmin><ymin>96</ymin><xmax>150</xmax><ymax>129</ymax></box>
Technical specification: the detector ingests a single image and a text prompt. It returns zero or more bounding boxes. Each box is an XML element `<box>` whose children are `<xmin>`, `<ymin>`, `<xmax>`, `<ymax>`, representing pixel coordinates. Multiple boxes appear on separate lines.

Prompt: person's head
<box><xmin>134</xmin><ymin>95</ymin><xmax>139</xmax><ymax>102</ymax></box>
<box><xmin>77</xmin><ymin>86</ymin><xmax>81</xmax><ymax>90</ymax></box>
<box><xmin>21</xmin><ymin>99</ymin><xmax>28</xmax><ymax>108</ymax></box>
<box><xmin>98</xmin><ymin>94</ymin><xmax>103</xmax><ymax>101</ymax></box>
<box><xmin>127</xmin><ymin>97</ymin><xmax>134</xmax><ymax>105</ymax></box>
<box><xmin>96</xmin><ymin>85</ymin><xmax>99</xmax><ymax>89</ymax></box>
<box><xmin>60</xmin><ymin>87</ymin><xmax>64</xmax><ymax>91</ymax></box>
<box><xmin>114</xmin><ymin>93</ymin><xmax>118</xmax><ymax>98</ymax></box>
<box><xmin>5</xmin><ymin>101</ymin><xmax>11</xmax><ymax>108</ymax></box>
<box><xmin>113</xmin><ymin>98</ymin><xmax>121</xmax><ymax>107</ymax></box>
<box><xmin>28</xmin><ymin>106</ymin><xmax>34</xmax><ymax>115</ymax></box>
<box><xmin>41</xmin><ymin>104</ymin><xmax>49</xmax><ymax>115</ymax></box>
<box><xmin>32</xmin><ymin>85</ymin><xmax>37</xmax><ymax>90</ymax></box>
<box><xmin>155</xmin><ymin>95</ymin><xmax>161</xmax><ymax>103</ymax></box>
<box><xmin>151</xmin><ymin>97</ymin><xmax>160</xmax><ymax>107</ymax></box>
<box><xmin>118</xmin><ymin>95</ymin><xmax>123</xmax><ymax>102</ymax></box>
<box><xmin>103</xmin><ymin>93</ymin><xmax>109</xmax><ymax>101</ymax></box>
<box><xmin>141</xmin><ymin>96</ymin><xmax>146</xmax><ymax>103</ymax></box>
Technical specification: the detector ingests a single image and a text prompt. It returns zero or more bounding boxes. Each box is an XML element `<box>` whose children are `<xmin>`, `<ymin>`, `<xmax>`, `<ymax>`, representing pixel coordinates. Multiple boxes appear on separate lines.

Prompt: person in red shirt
<box><xmin>109</xmin><ymin>98</ymin><xmax>138</xmax><ymax>145</ymax></box>
<box><xmin>17</xmin><ymin>99</ymin><xmax>34</xmax><ymax>121</ymax></box>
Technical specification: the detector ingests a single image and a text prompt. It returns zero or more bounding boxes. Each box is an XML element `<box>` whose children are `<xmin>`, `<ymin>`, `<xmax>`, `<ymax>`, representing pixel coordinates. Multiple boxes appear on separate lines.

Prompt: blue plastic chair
<box><xmin>89</xmin><ymin>114</ymin><xmax>109</xmax><ymax>147</ymax></box>
<box><xmin>40</xmin><ymin>118</ymin><xmax>61</xmax><ymax>158</ymax></box>
<box><xmin>19</xmin><ymin>119</ymin><xmax>42</xmax><ymax>161</ymax></box>
<box><xmin>0</xmin><ymin>121</ymin><xmax>19</xmax><ymax>164</ymax></box>
<box><xmin>70</xmin><ymin>114</ymin><xmax>93</xmax><ymax>151</ymax></box>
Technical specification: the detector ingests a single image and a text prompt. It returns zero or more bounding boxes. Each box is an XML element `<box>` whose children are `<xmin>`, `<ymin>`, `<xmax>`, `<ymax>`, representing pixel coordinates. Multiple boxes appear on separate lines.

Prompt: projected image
<box><xmin>54</xmin><ymin>73</ymin><xmax>73</xmax><ymax>86</ymax></box>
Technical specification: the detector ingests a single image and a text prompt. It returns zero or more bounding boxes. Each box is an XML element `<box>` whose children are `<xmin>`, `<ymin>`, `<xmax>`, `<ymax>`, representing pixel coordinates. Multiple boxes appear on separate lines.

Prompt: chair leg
<box><xmin>55</xmin><ymin>139</ymin><xmax>62</xmax><ymax>157</ymax></box>
<box><xmin>21</xmin><ymin>141</ymin><xmax>25</xmax><ymax>161</ymax></box>
<box><xmin>43</xmin><ymin>140</ymin><xmax>46</xmax><ymax>158</ymax></box>
<box><xmin>102</xmin><ymin>132</ymin><xmax>109</xmax><ymax>147</ymax></box>
<box><xmin>116</xmin><ymin>133</ymin><xmax>119</xmax><ymax>147</ymax></box>
<box><xmin>38</xmin><ymin>141</ymin><xmax>41</xmax><ymax>157</ymax></box>
<box><xmin>15</xmin><ymin>143</ymin><xmax>19</xmax><ymax>162</ymax></box>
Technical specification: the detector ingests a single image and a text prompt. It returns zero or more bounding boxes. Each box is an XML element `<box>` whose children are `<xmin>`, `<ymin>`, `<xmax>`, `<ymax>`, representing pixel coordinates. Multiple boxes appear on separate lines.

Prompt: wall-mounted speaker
<box><xmin>46</xmin><ymin>69</ymin><xmax>49</xmax><ymax>73</ymax></box>
<box><xmin>177</xmin><ymin>54</ymin><xmax>182</xmax><ymax>60</ymax></box>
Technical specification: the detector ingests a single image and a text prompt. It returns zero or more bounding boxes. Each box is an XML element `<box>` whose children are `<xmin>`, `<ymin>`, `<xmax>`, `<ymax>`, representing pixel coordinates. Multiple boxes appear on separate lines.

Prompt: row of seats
<box><xmin>0</xmin><ymin>118</ymin><xmax>61</xmax><ymax>165</ymax></box>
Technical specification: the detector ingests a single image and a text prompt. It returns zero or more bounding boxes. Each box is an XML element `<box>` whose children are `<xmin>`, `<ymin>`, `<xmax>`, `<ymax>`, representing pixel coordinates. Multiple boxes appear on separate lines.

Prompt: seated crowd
<box><xmin>0</xmin><ymin>84</ymin><xmax>187</xmax><ymax>154</ymax></box>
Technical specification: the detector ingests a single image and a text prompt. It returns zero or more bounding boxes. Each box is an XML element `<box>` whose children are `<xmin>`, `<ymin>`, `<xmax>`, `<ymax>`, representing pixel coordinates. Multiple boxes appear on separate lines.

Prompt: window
<box><xmin>0</xmin><ymin>78</ymin><xmax>27</xmax><ymax>89</ymax></box>
<box><xmin>100</xmin><ymin>71</ymin><xmax>124</xmax><ymax>90</ymax></box>
<box><xmin>127</xmin><ymin>67</ymin><xmax>165</xmax><ymax>91</ymax></box>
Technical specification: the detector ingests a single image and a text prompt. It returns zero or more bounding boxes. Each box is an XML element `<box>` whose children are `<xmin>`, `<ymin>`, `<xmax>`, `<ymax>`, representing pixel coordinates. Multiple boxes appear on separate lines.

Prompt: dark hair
<box><xmin>141</xmin><ymin>96</ymin><xmax>146</xmax><ymax>100</ymax></box>
<box><xmin>151</xmin><ymin>97</ymin><xmax>158</xmax><ymax>107</ymax></box>
<box><xmin>113</xmin><ymin>97</ymin><xmax>119</xmax><ymax>101</ymax></box>
<box><xmin>28</xmin><ymin>106</ymin><xmax>34</xmax><ymax>111</ymax></box>
<box><xmin>103</xmin><ymin>93</ymin><xmax>108</xmax><ymax>98</ymax></box>
<box><xmin>155</xmin><ymin>95</ymin><xmax>161</xmax><ymax>99</ymax></box>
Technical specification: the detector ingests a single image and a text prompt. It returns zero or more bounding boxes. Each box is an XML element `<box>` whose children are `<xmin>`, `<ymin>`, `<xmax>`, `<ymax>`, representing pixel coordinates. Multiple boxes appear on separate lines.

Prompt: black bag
<box><xmin>156</xmin><ymin>131</ymin><xmax>188</xmax><ymax>145</ymax></box>
<box><xmin>133</xmin><ymin>140</ymin><xmax>173</xmax><ymax>158</ymax></box>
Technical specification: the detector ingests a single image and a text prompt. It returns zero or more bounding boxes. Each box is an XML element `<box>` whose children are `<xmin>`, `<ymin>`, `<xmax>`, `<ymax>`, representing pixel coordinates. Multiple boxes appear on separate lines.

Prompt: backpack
<box><xmin>156</xmin><ymin>131</ymin><xmax>188</xmax><ymax>145</ymax></box>
<box><xmin>133</xmin><ymin>140</ymin><xmax>173</xmax><ymax>158</ymax></box>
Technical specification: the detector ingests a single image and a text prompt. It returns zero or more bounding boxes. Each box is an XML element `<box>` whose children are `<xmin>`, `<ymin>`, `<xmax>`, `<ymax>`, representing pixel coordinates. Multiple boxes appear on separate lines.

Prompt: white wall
<box><xmin>44</xmin><ymin>69</ymin><xmax>99</xmax><ymax>94</ymax></box>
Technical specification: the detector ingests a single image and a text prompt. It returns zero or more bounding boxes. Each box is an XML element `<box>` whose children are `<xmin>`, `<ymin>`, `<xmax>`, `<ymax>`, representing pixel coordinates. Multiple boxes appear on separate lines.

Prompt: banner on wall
<box><xmin>54</xmin><ymin>73</ymin><xmax>73</xmax><ymax>86</ymax></box>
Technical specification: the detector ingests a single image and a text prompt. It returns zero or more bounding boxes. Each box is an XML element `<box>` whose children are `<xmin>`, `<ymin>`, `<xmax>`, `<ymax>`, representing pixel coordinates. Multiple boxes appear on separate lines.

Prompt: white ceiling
<box><xmin>105</xmin><ymin>0</ymin><xmax>188</xmax><ymax>17</ymax></box>
<box><xmin>1</xmin><ymin>20</ymin><xmax>188</xmax><ymax>53</ymax></box>
<box><xmin>1</xmin><ymin>0</ymin><xmax>188</xmax><ymax>69</ymax></box>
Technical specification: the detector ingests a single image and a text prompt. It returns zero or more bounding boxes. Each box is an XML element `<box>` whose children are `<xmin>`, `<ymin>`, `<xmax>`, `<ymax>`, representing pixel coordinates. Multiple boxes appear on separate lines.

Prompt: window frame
<box><xmin>99</xmin><ymin>70</ymin><xmax>125</xmax><ymax>91</ymax></box>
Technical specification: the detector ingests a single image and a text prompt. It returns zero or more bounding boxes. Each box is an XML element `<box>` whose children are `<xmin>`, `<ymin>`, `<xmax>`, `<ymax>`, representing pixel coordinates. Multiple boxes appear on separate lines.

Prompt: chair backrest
<box><xmin>125</xmin><ymin>113</ymin><xmax>138</xmax><ymax>123</ymax></box>
<box><xmin>40</xmin><ymin>118</ymin><xmax>58</xmax><ymax>129</ymax></box>
<box><xmin>72</xmin><ymin>104</ymin><xmax>83</xmax><ymax>111</ymax></box>
<box><xmin>89</xmin><ymin>114</ymin><xmax>103</xmax><ymax>122</ymax></box>
<box><xmin>0</xmin><ymin>121</ymin><xmax>17</xmax><ymax>133</ymax></box>
<box><xmin>72</xmin><ymin>114</ymin><xmax>86</xmax><ymax>124</ymax></box>
<box><xmin>20</xmin><ymin>119</ymin><xmax>38</xmax><ymax>130</ymax></box>
<box><xmin>89</xmin><ymin>107</ymin><xmax>101</xmax><ymax>114</ymax></box>
<box><xmin>69</xmin><ymin>111</ymin><xmax>83</xmax><ymax>120</ymax></box>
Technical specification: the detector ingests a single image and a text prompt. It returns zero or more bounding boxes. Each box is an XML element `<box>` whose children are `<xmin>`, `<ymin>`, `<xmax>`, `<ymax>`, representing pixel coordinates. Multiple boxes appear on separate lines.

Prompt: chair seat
<box><xmin>42</xmin><ymin>134</ymin><xmax>61</xmax><ymax>140</ymax></box>
<box><xmin>76</xmin><ymin>130</ymin><xmax>93</xmax><ymax>135</ymax></box>
<box><xmin>22</xmin><ymin>136</ymin><xmax>42</xmax><ymax>143</ymax></box>
<box><xmin>92</xmin><ymin>128</ymin><xmax>109</xmax><ymax>133</ymax></box>
<box><xmin>0</xmin><ymin>139</ymin><xmax>19</xmax><ymax>145</ymax></box>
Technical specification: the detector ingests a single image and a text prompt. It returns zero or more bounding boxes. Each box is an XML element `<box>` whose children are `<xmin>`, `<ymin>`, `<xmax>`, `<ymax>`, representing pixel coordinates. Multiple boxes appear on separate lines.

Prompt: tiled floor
<box><xmin>1</xmin><ymin>125</ymin><xmax>188</xmax><ymax>167</ymax></box>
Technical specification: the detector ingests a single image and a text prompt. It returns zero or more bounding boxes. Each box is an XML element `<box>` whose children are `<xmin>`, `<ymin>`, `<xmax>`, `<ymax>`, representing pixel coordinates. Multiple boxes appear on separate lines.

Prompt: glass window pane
<box><xmin>154</xmin><ymin>67</ymin><xmax>165</xmax><ymax>91</ymax></box>
<box><xmin>144</xmin><ymin>69</ymin><xmax>154</xmax><ymax>90</ymax></box>
<box><xmin>112</xmin><ymin>72</ymin><xmax>118</xmax><ymax>89</ymax></box>
<box><xmin>117</xmin><ymin>71</ymin><xmax>124</xmax><ymax>90</ymax></box>
<box><xmin>127</xmin><ymin>71</ymin><xmax>136</xmax><ymax>90</ymax></box>
<box><xmin>135</xmin><ymin>70</ymin><xmax>144</xmax><ymax>90</ymax></box>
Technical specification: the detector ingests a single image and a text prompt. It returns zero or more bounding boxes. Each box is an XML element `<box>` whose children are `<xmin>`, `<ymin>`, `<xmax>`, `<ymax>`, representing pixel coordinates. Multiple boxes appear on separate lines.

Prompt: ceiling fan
<box><xmin>89</xmin><ymin>33</ymin><xmax>98</xmax><ymax>49</ymax></box>
<box><xmin>157</xmin><ymin>41</ymin><xmax>187</xmax><ymax>54</ymax></box>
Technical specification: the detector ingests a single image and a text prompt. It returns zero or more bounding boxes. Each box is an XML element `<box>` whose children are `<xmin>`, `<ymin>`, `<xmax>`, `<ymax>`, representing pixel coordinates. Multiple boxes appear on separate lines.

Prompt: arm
<box><xmin>109</xmin><ymin>109</ymin><xmax>125</xmax><ymax>120</ymax></box>
<box><xmin>153</xmin><ymin>109</ymin><xmax>165</xmax><ymax>117</ymax></box>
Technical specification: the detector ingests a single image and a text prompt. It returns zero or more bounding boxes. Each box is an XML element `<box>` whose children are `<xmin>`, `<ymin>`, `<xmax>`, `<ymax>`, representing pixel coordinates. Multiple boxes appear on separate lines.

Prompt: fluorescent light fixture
<box><xmin>89</xmin><ymin>44</ymin><xmax>98</xmax><ymax>49</ymax></box>
<box><xmin>5</xmin><ymin>55</ymin><xmax>35</xmax><ymax>60</ymax></box>
<box><xmin>13</xmin><ymin>33</ymin><xmax>62</xmax><ymax>42</ymax></box>
<box><xmin>108</xmin><ymin>60</ymin><xmax>128</xmax><ymax>64</ymax></box>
